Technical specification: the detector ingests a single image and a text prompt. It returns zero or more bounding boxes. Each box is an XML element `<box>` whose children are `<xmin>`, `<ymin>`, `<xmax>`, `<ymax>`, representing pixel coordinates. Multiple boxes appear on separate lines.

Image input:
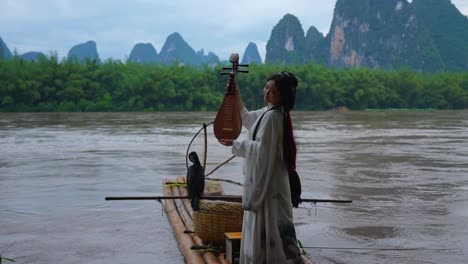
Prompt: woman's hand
<box><xmin>218</xmin><ymin>139</ymin><xmax>233</xmax><ymax>146</ymax></box>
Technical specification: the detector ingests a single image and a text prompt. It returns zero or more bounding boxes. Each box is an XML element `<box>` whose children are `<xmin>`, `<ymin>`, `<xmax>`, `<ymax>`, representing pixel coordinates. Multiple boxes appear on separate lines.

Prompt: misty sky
<box><xmin>1</xmin><ymin>0</ymin><xmax>467</xmax><ymax>62</ymax></box>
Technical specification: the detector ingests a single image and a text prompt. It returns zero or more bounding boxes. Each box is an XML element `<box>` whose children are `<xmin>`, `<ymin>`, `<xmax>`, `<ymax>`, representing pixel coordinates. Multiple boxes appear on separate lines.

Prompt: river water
<box><xmin>1</xmin><ymin>111</ymin><xmax>467</xmax><ymax>264</ymax></box>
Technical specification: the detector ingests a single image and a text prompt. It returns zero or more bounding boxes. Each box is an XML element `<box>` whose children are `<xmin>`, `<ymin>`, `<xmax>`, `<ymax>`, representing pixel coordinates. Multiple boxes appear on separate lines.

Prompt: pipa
<box><xmin>213</xmin><ymin>53</ymin><xmax>248</xmax><ymax>142</ymax></box>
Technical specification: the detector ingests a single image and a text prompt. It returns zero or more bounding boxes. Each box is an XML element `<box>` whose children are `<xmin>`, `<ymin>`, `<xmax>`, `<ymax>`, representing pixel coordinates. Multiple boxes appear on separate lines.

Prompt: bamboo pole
<box><xmin>176</xmin><ymin>176</ymin><xmax>224</xmax><ymax>264</ymax></box>
<box><xmin>172</xmin><ymin>177</ymin><xmax>194</xmax><ymax>230</ymax></box>
<box><xmin>162</xmin><ymin>179</ymin><xmax>206</xmax><ymax>264</ymax></box>
<box><xmin>106</xmin><ymin>195</ymin><xmax>352</xmax><ymax>204</ymax></box>
<box><xmin>176</xmin><ymin>176</ymin><xmax>193</xmax><ymax>219</ymax></box>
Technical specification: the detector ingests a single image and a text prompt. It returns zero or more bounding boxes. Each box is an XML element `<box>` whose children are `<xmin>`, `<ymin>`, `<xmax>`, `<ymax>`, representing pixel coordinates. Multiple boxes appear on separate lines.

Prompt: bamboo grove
<box><xmin>1</xmin><ymin>55</ymin><xmax>467</xmax><ymax>112</ymax></box>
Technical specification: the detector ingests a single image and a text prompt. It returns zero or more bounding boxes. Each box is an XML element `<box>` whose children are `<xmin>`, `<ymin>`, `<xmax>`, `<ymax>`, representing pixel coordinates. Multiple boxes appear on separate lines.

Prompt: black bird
<box><xmin>187</xmin><ymin>151</ymin><xmax>205</xmax><ymax>211</ymax></box>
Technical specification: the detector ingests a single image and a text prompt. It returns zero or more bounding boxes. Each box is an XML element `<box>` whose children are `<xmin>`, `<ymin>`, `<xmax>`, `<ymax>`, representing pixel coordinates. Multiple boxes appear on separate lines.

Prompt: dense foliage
<box><xmin>0</xmin><ymin>55</ymin><xmax>467</xmax><ymax>112</ymax></box>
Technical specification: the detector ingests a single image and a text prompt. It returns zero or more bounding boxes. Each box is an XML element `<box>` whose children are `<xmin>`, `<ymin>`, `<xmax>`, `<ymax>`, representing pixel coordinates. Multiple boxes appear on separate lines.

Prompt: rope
<box><xmin>164</xmin><ymin>182</ymin><xmax>187</xmax><ymax>187</ymax></box>
<box><xmin>186</xmin><ymin>121</ymin><xmax>214</xmax><ymax>170</ymax></box>
<box><xmin>299</xmin><ymin>246</ymin><xmax>454</xmax><ymax>251</ymax></box>
<box><xmin>157</xmin><ymin>198</ymin><xmax>186</xmax><ymax>215</ymax></box>
<box><xmin>206</xmin><ymin>177</ymin><xmax>243</xmax><ymax>187</ymax></box>
<box><xmin>205</xmin><ymin>155</ymin><xmax>236</xmax><ymax>177</ymax></box>
<box><xmin>185</xmin><ymin>122</ymin><xmax>240</xmax><ymax>186</ymax></box>
<box><xmin>301</xmin><ymin>202</ymin><xmax>318</xmax><ymax>216</ymax></box>
<box><xmin>0</xmin><ymin>242</ymin><xmax>16</xmax><ymax>255</ymax></box>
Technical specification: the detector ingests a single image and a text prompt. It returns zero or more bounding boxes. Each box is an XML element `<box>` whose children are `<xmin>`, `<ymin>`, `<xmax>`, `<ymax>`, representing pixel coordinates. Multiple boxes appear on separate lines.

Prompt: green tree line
<box><xmin>1</xmin><ymin>55</ymin><xmax>467</xmax><ymax>112</ymax></box>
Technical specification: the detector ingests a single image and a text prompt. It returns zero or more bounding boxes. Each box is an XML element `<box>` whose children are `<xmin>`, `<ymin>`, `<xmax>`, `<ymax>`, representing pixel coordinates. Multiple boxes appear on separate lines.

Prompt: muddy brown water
<box><xmin>1</xmin><ymin>111</ymin><xmax>467</xmax><ymax>264</ymax></box>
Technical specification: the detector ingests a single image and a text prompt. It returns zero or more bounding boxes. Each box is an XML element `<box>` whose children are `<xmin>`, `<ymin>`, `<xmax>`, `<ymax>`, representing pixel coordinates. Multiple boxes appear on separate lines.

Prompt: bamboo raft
<box><xmin>161</xmin><ymin>176</ymin><xmax>314</xmax><ymax>264</ymax></box>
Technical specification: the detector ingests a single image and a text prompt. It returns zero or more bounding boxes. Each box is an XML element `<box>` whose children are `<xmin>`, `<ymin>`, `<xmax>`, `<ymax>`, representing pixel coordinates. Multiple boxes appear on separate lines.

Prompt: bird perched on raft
<box><xmin>187</xmin><ymin>151</ymin><xmax>205</xmax><ymax>211</ymax></box>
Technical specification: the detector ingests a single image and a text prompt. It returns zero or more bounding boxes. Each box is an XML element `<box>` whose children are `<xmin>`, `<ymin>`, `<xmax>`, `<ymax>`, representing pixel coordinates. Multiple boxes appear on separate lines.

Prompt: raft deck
<box><xmin>162</xmin><ymin>176</ymin><xmax>314</xmax><ymax>264</ymax></box>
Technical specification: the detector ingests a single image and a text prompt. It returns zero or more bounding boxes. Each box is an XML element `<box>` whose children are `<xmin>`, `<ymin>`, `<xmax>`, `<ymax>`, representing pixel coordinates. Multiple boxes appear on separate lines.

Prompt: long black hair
<box><xmin>268</xmin><ymin>71</ymin><xmax>298</xmax><ymax>169</ymax></box>
<box><xmin>268</xmin><ymin>71</ymin><xmax>302</xmax><ymax>207</ymax></box>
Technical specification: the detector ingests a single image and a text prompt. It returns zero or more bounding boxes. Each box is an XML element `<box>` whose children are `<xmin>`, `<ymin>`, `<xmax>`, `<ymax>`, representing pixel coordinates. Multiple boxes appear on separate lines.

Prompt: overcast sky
<box><xmin>1</xmin><ymin>0</ymin><xmax>467</xmax><ymax>62</ymax></box>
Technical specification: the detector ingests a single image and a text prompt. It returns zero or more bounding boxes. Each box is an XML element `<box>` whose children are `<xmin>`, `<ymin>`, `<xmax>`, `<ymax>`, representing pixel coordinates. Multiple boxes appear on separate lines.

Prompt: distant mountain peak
<box><xmin>304</xmin><ymin>26</ymin><xmax>326</xmax><ymax>63</ymax></box>
<box><xmin>21</xmin><ymin>51</ymin><xmax>46</xmax><ymax>61</ymax></box>
<box><xmin>128</xmin><ymin>43</ymin><xmax>159</xmax><ymax>64</ymax></box>
<box><xmin>159</xmin><ymin>32</ymin><xmax>202</xmax><ymax>66</ymax></box>
<box><xmin>167</xmin><ymin>32</ymin><xmax>183</xmax><ymax>41</ymax></box>
<box><xmin>198</xmin><ymin>49</ymin><xmax>220</xmax><ymax>67</ymax></box>
<box><xmin>67</xmin><ymin>40</ymin><xmax>100</xmax><ymax>63</ymax></box>
<box><xmin>265</xmin><ymin>13</ymin><xmax>306</xmax><ymax>64</ymax></box>
<box><xmin>327</xmin><ymin>0</ymin><xmax>443</xmax><ymax>71</ymax></box>
<box><xmin>0</xmin><ymin>37</ymin><xmax>13</xmax><ymax>59</ymax></box>
<box><xmin>241</xmin><ymin>42</ymin><xmax>262</xmax><ymax>64</ymax></box>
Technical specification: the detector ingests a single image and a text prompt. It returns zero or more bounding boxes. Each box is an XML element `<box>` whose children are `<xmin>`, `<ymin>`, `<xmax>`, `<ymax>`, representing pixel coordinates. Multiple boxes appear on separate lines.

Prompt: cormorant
<box><xmin>187</xmin><ymin>151</ymin><xmax>205</xmax><ymax>211</ymax></box>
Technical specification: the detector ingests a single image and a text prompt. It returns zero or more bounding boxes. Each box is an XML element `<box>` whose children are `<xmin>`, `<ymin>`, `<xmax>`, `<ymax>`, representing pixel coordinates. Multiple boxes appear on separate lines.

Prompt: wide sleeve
<box><xmin>232</xmin><ymin>111</ymin><xmax>282</xmax><ymax>212</ymax></box>
<box><xmin>240</xmin><ymin>106</ymin><xmax>267</xmax><ymax>129</ymax></box>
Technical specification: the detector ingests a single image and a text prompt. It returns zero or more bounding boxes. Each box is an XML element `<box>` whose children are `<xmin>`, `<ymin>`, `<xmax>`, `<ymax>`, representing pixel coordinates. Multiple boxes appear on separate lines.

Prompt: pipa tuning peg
<box><xmin>238</xmin><ymin>70</ymin><xmax>249</xmax><ymax>73</ymax></box>
<box><xmin>229</xmin><ymin>53</ymin><xmax>239</xmax><ymax>63</ymax></box>
<box><xmin>222</xmin><ymin>67</ymin><xmax>233</xmax><ymax>70</ymax></box>
<box><xmin>238</xmin><ymin>64</ymin><xmax>249</xmax><ymax>67</ymax></box>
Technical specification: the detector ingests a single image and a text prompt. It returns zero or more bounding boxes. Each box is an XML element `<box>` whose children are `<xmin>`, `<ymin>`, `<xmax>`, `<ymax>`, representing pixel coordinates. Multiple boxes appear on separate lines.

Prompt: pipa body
<box><xmin>214</xmin><ymin>54</ymin><xmax>243</xmax><ymax>141</ymax></box>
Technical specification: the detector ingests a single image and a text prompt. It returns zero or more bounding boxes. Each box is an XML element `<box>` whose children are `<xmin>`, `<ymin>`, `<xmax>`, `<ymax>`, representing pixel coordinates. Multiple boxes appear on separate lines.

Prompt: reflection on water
<box><xmin>1</xmin><ymin>110</ymin><xmax>467</xmax><ymax>264</ymax></box>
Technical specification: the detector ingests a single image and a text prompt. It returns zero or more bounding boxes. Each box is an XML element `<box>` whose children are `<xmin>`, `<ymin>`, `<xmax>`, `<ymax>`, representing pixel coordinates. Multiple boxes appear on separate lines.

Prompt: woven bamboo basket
<box><xmin>193</xmin><ymin>200</ymin><xmax>244</xmax><ymax>245</ymax></box>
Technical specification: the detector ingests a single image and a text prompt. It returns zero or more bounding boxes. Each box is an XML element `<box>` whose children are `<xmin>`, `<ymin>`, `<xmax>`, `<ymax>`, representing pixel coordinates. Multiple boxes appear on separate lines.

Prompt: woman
<box><xmin>219</xmin><ymin>71</ymin><xmax>303</xmax><ymax>264</ymax></box>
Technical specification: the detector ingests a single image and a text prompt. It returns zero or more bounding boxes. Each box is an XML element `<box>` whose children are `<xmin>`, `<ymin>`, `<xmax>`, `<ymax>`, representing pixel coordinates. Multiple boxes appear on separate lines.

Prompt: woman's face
<box><xmin>263</xmin><ymin>80</ymin><xmax>282</xmax><ymax>106</ymax></box>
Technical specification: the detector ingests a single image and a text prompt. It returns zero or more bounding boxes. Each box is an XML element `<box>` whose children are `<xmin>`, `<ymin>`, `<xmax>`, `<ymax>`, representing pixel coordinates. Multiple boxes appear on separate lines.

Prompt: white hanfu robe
<box><xmin>232</xmin><ymin>106</ymin><xmax>303</xmax><ymax>264</ymax></box>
